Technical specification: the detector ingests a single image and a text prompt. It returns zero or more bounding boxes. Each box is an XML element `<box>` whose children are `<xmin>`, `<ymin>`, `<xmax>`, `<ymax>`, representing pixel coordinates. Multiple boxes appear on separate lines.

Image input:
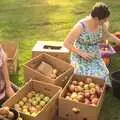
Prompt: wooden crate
<box><xmin>1</xmin><ymin>41</ymin><xmax>18</xmax><ymax>74</ymax></box>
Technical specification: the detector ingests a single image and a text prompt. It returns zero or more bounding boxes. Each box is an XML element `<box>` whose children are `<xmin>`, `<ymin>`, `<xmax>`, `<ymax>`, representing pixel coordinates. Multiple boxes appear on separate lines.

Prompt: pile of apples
<box><xmin>64</xmin><ymin>77</ymin><xmax>104</xmax><ymax>106</ymax></box>
<box><xmin>14</xmin><ymin>91</ymin><xmax>50</xmax><ymax>117</ymax></box>
<box><xmin>0</xmin><ymin>107</ymin><xmax>15</xmax><ymax>120</ymax></box>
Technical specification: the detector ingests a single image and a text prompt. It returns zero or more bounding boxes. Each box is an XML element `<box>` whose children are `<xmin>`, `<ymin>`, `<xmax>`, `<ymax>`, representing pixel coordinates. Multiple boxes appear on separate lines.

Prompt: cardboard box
<box><xmin>1</xmin><ymin>41</ymin><xmax>18</xmax><ymax>74</ymax></box>
<box><xmin>3</xmin><ymin>80</ymin><xmax>62</xmax><ymax>120</ymax></box>
<box><xmin>32</xmin><ymin>41</ymin><xmax>70</xmax><ymax>63</ymax></box>
<box><xmin>59</xmin><ymin>75</ymin><xmax>106</xmax><ymax>120</ymax></box>
<box><xmin>24</xmin><ymin>53</ymin><xmax>74</xmax><ymax>88</ymax></box>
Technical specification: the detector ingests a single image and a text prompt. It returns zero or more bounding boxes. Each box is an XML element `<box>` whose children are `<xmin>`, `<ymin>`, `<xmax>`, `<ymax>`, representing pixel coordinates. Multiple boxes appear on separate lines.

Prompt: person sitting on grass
<box><xmin>0</xmin><ymin>44</ymin><xmax>15</xmax><ymax>104</ymax></box>
<box><xmin>64</xmin><ymin>2</ymin><xmax>120</xmax><ymax>87</ymax></box>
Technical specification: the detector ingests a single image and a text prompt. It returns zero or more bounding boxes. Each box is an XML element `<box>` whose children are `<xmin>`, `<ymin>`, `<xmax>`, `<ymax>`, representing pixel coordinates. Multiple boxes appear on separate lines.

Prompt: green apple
<box><xmin>22</xmin><ymin>97</ymin><xmax>28</xmax><ymax>103</ymax></box>
<box><xmin>40</xmin><ymin>101</ymin><xmax>46</xmax><ymax>107</ymax></box>
<box><xmin>39</xmin><ymin>94</ymin><xmax>45</xmax><ymax>99</ymax></box>
<box><xmin>43</xmin><ymin>96</ymin><xmax>50</xmax><ymax>103</ymax></box>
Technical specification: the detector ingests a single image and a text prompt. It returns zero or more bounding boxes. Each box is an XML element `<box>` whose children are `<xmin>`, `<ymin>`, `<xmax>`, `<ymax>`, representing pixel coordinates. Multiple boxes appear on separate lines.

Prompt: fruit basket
<box><xmin>99</xmin><ymin>43</ymin><xmax>116</xmax><ymax>65</ymax></box>
<box><xmin>59</xmin><ymin>75</ymin><xmax>106</xmax><ymax>120</ymax></box>
<box><xmin>3</xmin><ymin>80</ymin><xmax>61</xmax><ymax>120</ymax></box>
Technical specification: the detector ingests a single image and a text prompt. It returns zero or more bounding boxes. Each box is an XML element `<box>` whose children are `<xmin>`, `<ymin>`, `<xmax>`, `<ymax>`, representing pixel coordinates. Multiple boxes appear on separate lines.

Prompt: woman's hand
<box><xmin>78</xmin><ymin>51</ymin><xmax>95</xmax><ymax>61</ymax></box>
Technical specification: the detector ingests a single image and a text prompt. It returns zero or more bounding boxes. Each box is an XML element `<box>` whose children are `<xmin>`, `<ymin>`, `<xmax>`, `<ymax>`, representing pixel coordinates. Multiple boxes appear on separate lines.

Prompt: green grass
<box><xmin>0</xmin><ymin>0</ymin><xmax>120</xmax><ymax>119</ymax></box>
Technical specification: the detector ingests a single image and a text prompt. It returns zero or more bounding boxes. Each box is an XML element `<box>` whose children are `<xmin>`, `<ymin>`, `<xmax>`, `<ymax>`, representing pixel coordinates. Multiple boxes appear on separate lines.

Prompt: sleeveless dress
<box><xmin>0</xmin><ymin>47</ymin><xmax>7</xmax><ymax>100</ymax></box>
<box><xmin>71</xmin><ymin>21</ymin><xmax>111</xmax><ymax>86</ymax></box>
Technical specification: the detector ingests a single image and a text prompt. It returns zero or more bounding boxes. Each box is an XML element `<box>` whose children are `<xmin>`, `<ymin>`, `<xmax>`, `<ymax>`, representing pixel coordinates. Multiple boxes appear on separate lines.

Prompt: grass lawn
<box><xmin>0</xmin><ymin>0</ymin><xmax>120</xmax><ymax>119</ymax></box>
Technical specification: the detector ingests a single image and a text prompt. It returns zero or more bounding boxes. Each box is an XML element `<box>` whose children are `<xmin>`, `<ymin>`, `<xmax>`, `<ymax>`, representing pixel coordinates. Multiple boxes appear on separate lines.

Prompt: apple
<box><xmin>22</xmin><ymin>97</ymin><xmax>28</xmax><ymax>103</ymax></box>
<box><xmin>29</xmin><ymin>107</ymin><xmax>38</xmax><ymax>113</ymax></box>
<box><xmin>89</xmin><ymin>83</ymin><xmax>96</xmax><ymax>88</ymax></box>
<box><xmin>23</xmin><ymin>109</ymin><xmax>28</xmax><ymax>113</ymax></box>
<box><xmin>71</xmin><ymin>92</ymin><xmax>77</xmax><ymax>99</ymax></box>
<box><xmin>65</xmin><ymin>96</ymin><xmax>72</xmax><ymax>101</ymax></box>
<box><xmin>72</xmin><ymin>80</ymin><xmax>78</xmax><ymax>85</ymax></box>
<box><xmin>39</xmin><ymin>94</ymin><xmax>45</xmax><ymax>99</ymax></box>
<box><xmin>90</xmin><ymin>94</ymin><xmax>97</xmax><ymax>100</ymax></box>
<box><xmin>14</xmin><ymin>104</ymin><xmax>20</xmax><ymax>109</ymax></box>
<box><xmin>78</xmin><ymin>92</ymin><xmax>84</xmax><ymax>96</ymax></box>
<box><xmin>31</xmin><ymin>112</ymin><xmax>37</xmax><ymax>117</ymax></box>
<box><xmin>78</xmin><ymin>81</ymin><xmax>84</xmax><ymax>87</ymax></box>
<box><xmin>35</xmin><ymin>97</ymin><xmax>41</xmax><ymax>103</ymax></box>
<box><xmin>19</xmin><ymin>101</ymin><xmax>24</xmax><ymax>106</ymax></box>
<box><xmin>72</xmin><ymin>99</ymin><xmax>79</xmax><ymax>103</ymax></box>
<box><xmin>43</xmin><ymin>96</ymin><xmax>50</xmax><ymax>103</ymax></box>
<box><xmin>35</xmin><ymin>93</ymin><xmax>40</xmax><ymax>98</ymax></box>
<box><xmin>76</xmin><ymin>94</ymin><xmax>84</xmax><ymax>101</ymax></box>
<box><xmin>28</xmin><ymin>98</ymin><xmax>32</xmax><ymax>103</ymax></box>
<box><xmin>40</xmin><ymin>101</ymin><xmax>46</xmax><ymax>107</ymax></box>
<box><xmin>36</xmin><ymin>105</ymin><xmax>42</xmax><ymax>111</ymax></box>
<box><xmin>75</xmin><ymin>86</ymin><xmax>83</xmax><ymax>92</ymax></box>
<box><xmin>84</xmin><ymin>84</ymin><xmax>89</xmax><ymax>90</ymax></box>
<box><xmin>25</xmin><ymin>103</ymin><xmax>32</xmax><ymax>108</ymax></box>
<box><xmin>91</xmin><ymin>98</ymin><xmax>99</xmax><ymax>105</ymax></box>
<box><xmin>22</xmin><ymin>105</ymin><xmax>28</xmax><ymax>109</ymax></box>
<box><xmin>90</xmin><ymin>88</ymin><xmax>96</xmax><ymax>95</ymax></box>
<box><xmin>32</xmin><ymin>100</ymin><xmax>38</xmax><ymax>106</ymax></box>
<box><xmin>84</xmin><ymin>92</ymin><xmax>90</xmax><ymax>98</ymax></box>
<box><xmin>69</xmin><ymin>84</ymin><xmax>75</xmax><ymax>92</ymax></box>
<box><xmin>84</xmin><ymin>90</ymin><xmax>90</xmax><ymax>93</ymax></box>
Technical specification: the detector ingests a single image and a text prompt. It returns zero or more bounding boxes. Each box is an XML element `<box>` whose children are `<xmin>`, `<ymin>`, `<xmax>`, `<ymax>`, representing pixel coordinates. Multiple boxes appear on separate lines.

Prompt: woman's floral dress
<box><xmin>71</xmin><ymin>21</ymin><xmax>111</xmax><ymax>85</ymax></box>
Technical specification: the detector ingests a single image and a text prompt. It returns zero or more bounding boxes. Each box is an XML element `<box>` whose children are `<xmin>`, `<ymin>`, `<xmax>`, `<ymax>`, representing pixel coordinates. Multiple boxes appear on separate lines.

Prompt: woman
<box><xmin>0</xmin><ymin>44</ymin><xmax>15</xmax><ymax>104</ymax></box>
<box><xmin>64</xmin><ymin>2</ymin><xmax>120</xmax><ymax>86</ymax></box>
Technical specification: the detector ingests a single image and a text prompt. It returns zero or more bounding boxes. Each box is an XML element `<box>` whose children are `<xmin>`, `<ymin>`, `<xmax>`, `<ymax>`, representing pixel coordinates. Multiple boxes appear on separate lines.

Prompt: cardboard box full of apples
<box><xmin>59</xmin><ymin>75</ymin><xmax>106</xmax><ymax>120</ymax></box>
<box><xmin>3</xmin><ymin>80</ymin><xmax>62</xmax><ymax>120</ymax></box>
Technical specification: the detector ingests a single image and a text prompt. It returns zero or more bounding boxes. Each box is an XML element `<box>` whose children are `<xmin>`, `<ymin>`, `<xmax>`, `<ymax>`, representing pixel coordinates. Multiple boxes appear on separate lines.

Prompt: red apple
<box><xmin>72</xmin><ymin>80</ymin><xmax>78</xmax><ymax>85</ymax></box>
<box><xmin>90</xmin><ymin>88</ymin><xmax>96</xmax><ymax>95</ymax></box>
<box><xmin>84</xmin><ymin>99</ymin><xmax>90</xmax><ymax>105</ymax></box>
<box><xmin>91</xmin><ymin>98</ymin><xmax>99</xmax><ymax>105</ymax></box>
<box><xmin>89</xmin><ymin>83</ymin><xmax>96</xmax><ymax>88</ymax></box>
<box><xmin>76</xmin><ymin>94</ymin><xmax>84</xmax><ymax>101</ymax></box>
<box><xmin>78</xmin><ymin>81</ymin><xmax>84</xmax><ymax>87</ymax></box>
<box><xmin>65</xmin><ymin>96</ymin><xmax>72</xmax><ymax>101</ymax></box>
<box><xmin>84</xmin><ymin>92</ymin><xmax>90</xmax><ymax>98</ymax></box>
<box><xmin>75</xmin><ymin>86</ymin><xmax>83</xmax><ymax>92</ymax></box>
<box><xmin>69</xmin><ymin>84</ymin><xmax>75</xmax><ymax>92</ymax></box>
